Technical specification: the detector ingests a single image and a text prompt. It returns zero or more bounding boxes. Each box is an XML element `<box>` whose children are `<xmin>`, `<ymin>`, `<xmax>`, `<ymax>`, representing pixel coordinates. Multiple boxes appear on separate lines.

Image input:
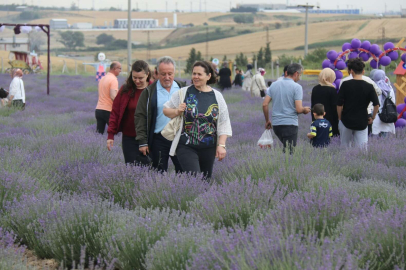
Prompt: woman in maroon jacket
<box><xmin>107</xmin><ymin>60</ymin><xmax>151</xmax><ymax>165</ymax></box>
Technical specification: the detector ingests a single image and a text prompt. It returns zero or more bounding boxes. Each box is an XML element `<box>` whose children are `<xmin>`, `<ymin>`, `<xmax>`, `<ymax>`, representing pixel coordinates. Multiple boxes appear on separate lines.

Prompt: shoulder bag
<box><xmin>161</xmin><ymin>88</ymin><xmax>187</xmax><ymax>141</ymax></box>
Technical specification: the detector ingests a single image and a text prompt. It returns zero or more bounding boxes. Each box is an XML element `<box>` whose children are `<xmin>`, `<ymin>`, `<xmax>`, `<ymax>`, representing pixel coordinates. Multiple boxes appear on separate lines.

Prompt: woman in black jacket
<box><xmin>311</xmin><ymin>68</ymin><xmax>339</xmax><ymax>136</ymax></box>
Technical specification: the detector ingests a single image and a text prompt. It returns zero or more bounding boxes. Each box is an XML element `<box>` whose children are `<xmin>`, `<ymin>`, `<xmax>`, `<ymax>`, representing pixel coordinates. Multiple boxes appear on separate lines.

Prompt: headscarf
<box><xmin>369</xmin><ymin>69</ymin><xmax>378</xmax><ymax>79</ymax></box>
<box><xmin>318</xmin><ymin>68</ymin><xmax>336</xmax><ymax>88</ymax></box>
<box><xmin>258</xmin><ymin>68</ymin><xmax>266</xmax><ymax>76</ymax></box>
<box><xmin>372</xmin><ymin>69</ymin><xmax>392</xmax><ymax>98</ymax></box>
<box><xmin>247</xmin><ymin>64</ymin><xmax>253</xmax><ymax>70</ymax></box>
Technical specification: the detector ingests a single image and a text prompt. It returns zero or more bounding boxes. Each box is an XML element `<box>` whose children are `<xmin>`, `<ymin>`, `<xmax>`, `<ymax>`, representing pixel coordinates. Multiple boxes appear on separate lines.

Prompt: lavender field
<box><xmin>1</xmin><ymin>74</ymin><xmax>406</xmax><ymax>270</ymax></box>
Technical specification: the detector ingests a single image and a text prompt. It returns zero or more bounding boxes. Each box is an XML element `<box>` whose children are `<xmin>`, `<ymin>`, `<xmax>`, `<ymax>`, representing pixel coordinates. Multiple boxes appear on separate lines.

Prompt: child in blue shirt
<box><xmin>307</xmin><ymin>104</ymin><xmax>333</xmax><ymax>147</ymax></box>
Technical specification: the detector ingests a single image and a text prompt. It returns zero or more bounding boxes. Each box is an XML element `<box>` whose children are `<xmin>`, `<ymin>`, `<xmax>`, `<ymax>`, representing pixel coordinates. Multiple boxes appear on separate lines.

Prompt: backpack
<box><xmin>378</xmin><ymin>92</ymin><xmax>397</xmax><ymax>123</ymax></box>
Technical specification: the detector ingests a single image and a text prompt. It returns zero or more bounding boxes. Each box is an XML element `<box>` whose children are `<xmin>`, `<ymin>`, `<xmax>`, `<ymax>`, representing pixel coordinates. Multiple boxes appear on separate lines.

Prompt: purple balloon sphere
<box><xmin>379</xmin><ymin>56</ymin><xmax>392</xmax><ymax>67</ymax></box>
<box><xmin>397</xmin><ymin>103</ymin><xmax>406</xmax><ymax>114</ymax></box>
<box><xmin>403</xmin><ymin>111</ymin><xmax>406</xmax><ymax>120</ymax></box>
<box><xmin>359</xmin><ymin>52</ymin><xmax>370</xmax><ymax>61</ymax></box>
<box><xmin>383</xmin><ymin>42</ymin><xmax>395</xmax><ymax>51</ymax></box>
<box><xmin>370</xmin><ymin>60</ymin><xmax>378</xmax><ymax>69</ymax></box>
<box><xmin>332</xmin><ymin>82</ymin><xmax>337</xmax><ymax>89</ymax></box>
<box><xmin>401</xmin><ymin>53</ymin><xmax>406</xmax><ymax>63</ymax></box>
<box><xmin>351</xmin><ymin>39</ymin><xmax>361</xmax><ymax>49</ymax></box>
<box><xmin>388</xmin><ymin>51</ymin><xmax>399</xmax><ymax>61</ymax></box>
<box><xmin>327</xmin><ymin>50</ymin><xmax>338</xmax><ymax>61</ymax></box>
<box><xmin>342</xmin><ymin>43</ymin><xmax>352</xmax><ymax>52</ymax></box>
<box><xmin>329</xmin><ymin>63</ymin><xmax>336</xmax><ymax>70</ymax></box>
<box><xmin>335</xmin><ymin>70</ymin><xmax>343</xmax><ymax>79</ymax></box>
<box><xmin>336</xmin><ymin>60</ymin><xmax>346</xmax><ymax>70</ymax></box>
<box><xmin>341</xmin><ymin>53</ymin><xmax>347</xmax><ymax>61</ymax></box>
<box><xmin>370</xmin><ymin>44</ymin><xmax>381</xmax><ymax>55</ymax></box>
<box><xmin>375</xmin><ymin>50</ymin><xmax>383</xmax><ymax>57</ymax></box>
<box><xmin>404</xmin><ymin>96</ymin><xmax>406</xmax><ymax>103</ymax></box>
<box><xmin>349</xmin><ymin>52</ymin><xmax>359</xmax><ymax>59</ymax></box>
<box><xmin>334</xmin><ymin>79</ymin><xmax>341</xmax><ymax>89</ymax></box>
<box><xmin>360</xmin><ymin>40</ymin><xmax>371</xmax><ymax>50</ymax></box>
<box><xmin>322</xmin><ymin>59</ymin><xmax>331</xmax><ymax>69</ymax></box>
<box><xmin>395</xmin><ymin>118</ymin><xmax>406</xmax><ymax>129</ymax></box>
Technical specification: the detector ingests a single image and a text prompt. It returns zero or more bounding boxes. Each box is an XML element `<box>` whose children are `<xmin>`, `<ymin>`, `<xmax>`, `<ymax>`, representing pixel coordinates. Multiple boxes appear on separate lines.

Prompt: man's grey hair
<box><xmin>156</xmin><ymin>56</ymin><xmax>176</xmax><ymax>72</ymax></box>
<box><xmin>286</xmin><ymin>63</ymin><xmax>303</xmax><ymax>76</ymax></box>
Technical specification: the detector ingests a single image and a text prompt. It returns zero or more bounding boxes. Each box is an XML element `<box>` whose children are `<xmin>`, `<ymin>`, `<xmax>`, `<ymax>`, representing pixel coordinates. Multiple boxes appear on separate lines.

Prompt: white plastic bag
<box><xmin>257</xmin><ymin>129</ymin><xmax>274</xmax><ymax>149</ymax></box>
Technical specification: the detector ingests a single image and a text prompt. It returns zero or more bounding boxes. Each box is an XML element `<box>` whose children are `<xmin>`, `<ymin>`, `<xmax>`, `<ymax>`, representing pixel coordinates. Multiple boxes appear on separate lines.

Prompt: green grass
<box><xmin>209</xmin><ymin>13</ymin><xmax>269</xmax><ymax>22</ymax></box>
<box><xmin>357</xmin><ymin>20</ymin><xmax>370</xmax><ymax>32</ymax></box>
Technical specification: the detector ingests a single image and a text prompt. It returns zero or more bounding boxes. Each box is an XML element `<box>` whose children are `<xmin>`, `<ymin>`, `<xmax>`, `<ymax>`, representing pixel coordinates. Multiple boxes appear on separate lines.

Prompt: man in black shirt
<box><xmin>337</xmin><ymin>58</ymin><xmax>379</xmax><ymax>148</ymax></box>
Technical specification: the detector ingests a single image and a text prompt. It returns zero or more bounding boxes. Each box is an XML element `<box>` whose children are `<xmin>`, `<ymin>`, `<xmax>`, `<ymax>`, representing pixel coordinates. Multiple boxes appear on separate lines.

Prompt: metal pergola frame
<box><xmin>0</xmin><ymin>23</ymin><xmax>51</xmax><ymax>95</ymax></box>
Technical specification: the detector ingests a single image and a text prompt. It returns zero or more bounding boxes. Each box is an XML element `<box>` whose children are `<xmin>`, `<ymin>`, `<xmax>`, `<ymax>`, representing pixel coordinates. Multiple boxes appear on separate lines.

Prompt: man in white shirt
<box><xmin>7</xmin><ymin>69</ymin><xmax>26</xmax><ymax>110</ymax></box>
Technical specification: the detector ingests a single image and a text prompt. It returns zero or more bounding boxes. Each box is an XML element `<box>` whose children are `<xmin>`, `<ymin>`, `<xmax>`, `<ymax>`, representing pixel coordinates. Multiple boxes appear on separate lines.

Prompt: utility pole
<box><xmin>166</xmin><ymin>1</ymin><xmax>168</xmax><ymax>12</ymax></box>
<box><xmin>127</xmin><ymin>0</ymin><xmax>131</xmax><ymax>73</ymax></box>
<box><xmin>297</xmin><ymin>3</ymin><xmax>315</xmax><ymax>57</ymax></box>
<box><xmin>175</xmin><ymin>2</ymin><xmax>178</xmax><ymax>12</ymax></box>
<box><xmin>200</xmin><ymin>0</ymin><xmax>202</xmax><ymax>12</ymax></box>
<box><xmin>191</xmin><ymin>1</ymin><xmax>192</xmax><ymax>12</ymax></box>
<box><xmin>206</xmin><ymin>26</ymin><xmax>209</xmax><ymax>60</ymax></box>
<box><xmin>204</xmin><ymin>1</ymin><xmax>207</xmax><ymax>16</ymax></box>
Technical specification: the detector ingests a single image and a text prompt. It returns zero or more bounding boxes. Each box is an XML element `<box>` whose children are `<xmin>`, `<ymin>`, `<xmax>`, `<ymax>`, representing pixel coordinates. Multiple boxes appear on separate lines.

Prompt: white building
<box><xmin>50</xmin><ymin>19</ymin><xmax>68</xmax><ymax>29</ymax></box>
<box><xmin>71</xmin><ymin>23</ymin><xmax>93</xmax><ymax>29</ymax></box>
<box><xmin>114</xmin><ymin>19</ymin><xmax>158</xmax><ymax>29</ymax></box>
<box><xmin>173</xmin><ymin>13</ymin><xmax>177</xmax><ymax>28</ymax></box>
<box><xmin>163</xmin><ymin>18</ymin><xmax>168</xmax><ymax>27</ymax></box>
<box><xmin>0</xmin><ymin>37</ymin><xmax>29</xmax><ymax>51</ymax></box>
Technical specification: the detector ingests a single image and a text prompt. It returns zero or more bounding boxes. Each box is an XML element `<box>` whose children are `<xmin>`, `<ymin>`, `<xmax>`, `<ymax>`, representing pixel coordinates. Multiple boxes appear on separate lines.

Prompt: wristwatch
<box><xmin>218</xmin><ymin>144</ymin><xmax>226</xmax><ymax>149</ymax></box>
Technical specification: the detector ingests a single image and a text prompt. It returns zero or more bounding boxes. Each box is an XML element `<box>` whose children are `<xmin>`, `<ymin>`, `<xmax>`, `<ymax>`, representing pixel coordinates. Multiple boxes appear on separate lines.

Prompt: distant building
<box><xmin>0</xmin><ymin>37</ymin><xmax>29</xmax><ymax>51</ymax></box>
<box><xmin>114</xmin><ymin>19</ymin><xmax>158</xmax><ymax>29</ymax></box>
<box><xmin>16</xmin><ymin>6</ymin><xmax>33</xmax><ymax>12</ymax></box>
<box><xmin>173</xmin><ymin>13</ymin><xmax>177</xmax><ymax>28</ymax></box>
<box><xmin>71</xmin><ymin>23</ymin><xmax>93</xmax><ymax>29</ymax></box>
<box><xmin>402</xmin><ymin>8</ymin><xmax>406</xmax><ymax>18</ymax></box>
<box><xmin>50</xmin><ymin>19</ymin><xmax>68</xmax><ymax>29</ymax></box>
<box><xmin>305</xmin><ymin>9</ymin><xmax>360</xmax><ymax>14</ymax></box>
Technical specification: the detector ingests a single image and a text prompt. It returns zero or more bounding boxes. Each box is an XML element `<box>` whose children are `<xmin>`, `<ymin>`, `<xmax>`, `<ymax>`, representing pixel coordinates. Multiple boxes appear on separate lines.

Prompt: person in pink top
<box><xmin>95</xmin><ymin>61</ymin><xmax>121</xmax><ymax>134</ymax></box>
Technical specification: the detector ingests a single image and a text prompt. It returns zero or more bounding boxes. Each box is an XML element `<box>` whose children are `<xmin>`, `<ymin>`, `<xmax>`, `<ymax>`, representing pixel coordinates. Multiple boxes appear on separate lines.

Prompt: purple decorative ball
<box><xmin>322</xmin><ymin>59</ymin><xmax>331</xmax><ymax>69</ymax></box>
<box><xmin>359</xmin><ymin>52</ymin><xmax>370</xmax><ymax>61</ymax></box>
<box><xmin>404</xmin><ymin>96</ymin><xmax>406</xmax><ymax>103</ymax></box>
<box><xmin>327</xmin><ymin>50</ymin><xmax>338</xmax><ymax>61</ymax></box>
<box><xmin>342</xmin><ymin>43</ymin><xmax>352</xmax><ymax>52</ymax></box>
<box><xmin>341</xmin><ymin>53</ymin><xmax>347</xmax><ymax>61</ymax></box>
<box><xmin>395</xmin><ymin>118</ymin><xmax>406</xmax><ymax>129</ymax></box>
<box><xmin>401</xmin><ymin>53</ymin><xmax>406</xmax><ymax>63</ymax></box>
<box><xmin>388</xmin><ymin>51</ymin><xmax>399</xmax><ymax>61</ymax></box>
<box><xmin>383</xmin><ymin>42</ymin><xmax>395</xmax><ymax>51</ymax></box>
<box><xmin>403</xmin><ymin>111</ymin><xmax>406</xmax><ymax>120</ymax></box>
<box><xmin>370</xmin><ymin>44</ymin><xmax>381</xmax><ymax>55</ymax></box>
<box><xmin>335</xmin><ymin>60</ymin><xmax>346</xmax><ymax>70</ymax></box>
<box><xmin>370</xmin><ymin>60</ymin><xmax>378</xmax><ymax>69</ymax></box>
<box><xmin>351</xmin><ymin>39</ymin><xmax>361</xmax><ymax>49</ymax></box>
<box><xmin>334</xmin><ymin>79</ymin><xmax>341</xmax><ymax>89</ymax></box>
<box><xmin>332</xmin><ymin>82</ymin><xmax>337</xmax><ymax>89</ymax></box>
<box><xmin>349</xmin><ymin>52</ymin><xmax>359</xmax><ymax>59</ymax></box>
<box><xmin>335</xmin><ymin>70</ymin><xmax>343</xmax><ymax>79</ymax></box>
<box><xmin>375</xmin><ymin>50</ymin><xmax>383</xmax><ymax>57</ymax></box>
<box><xmin>397</xmin><ymin>103</ymin><xmax>406</xmax><ymax>114</ymax></box>
<box><xmin>361</xmin><ymin>40</ymin><xmax>371</xmax><ymax>50</ymax></box>
<box><xmin>379</xmin><ymin>56</ymin><xmax>392</xmax><ymax>66</ymax></box>
<box><xmin>329</xmin><ymin>63</ymin><xmax>336</xmax><ymax>70</ymax></box>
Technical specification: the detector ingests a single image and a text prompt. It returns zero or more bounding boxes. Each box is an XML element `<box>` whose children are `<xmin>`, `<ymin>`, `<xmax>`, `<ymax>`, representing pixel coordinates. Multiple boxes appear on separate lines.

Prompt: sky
<box><xmin>5</xmin><ymin>0</ymin><xmax>404</xmax><ymax>14</ymax></box>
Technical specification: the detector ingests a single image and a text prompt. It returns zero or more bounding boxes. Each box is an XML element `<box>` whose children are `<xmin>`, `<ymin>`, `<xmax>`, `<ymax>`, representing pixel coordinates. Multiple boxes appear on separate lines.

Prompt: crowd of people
<box><xmin>1</xmin><ymin>55</ymin><xmax>396</xmax><ymax>177</ymax></box>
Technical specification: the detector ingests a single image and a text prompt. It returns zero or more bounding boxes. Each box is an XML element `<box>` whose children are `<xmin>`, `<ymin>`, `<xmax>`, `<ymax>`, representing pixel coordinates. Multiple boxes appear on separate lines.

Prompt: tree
<box><xmin>233</xmin><ymin>14</ymin><xmax>254</xmax><ymax>24</ymax></box>
<box><xmin>58</xmin><ymin>31</ymin><xmax>85</xmax><ymax>50</ymax></box>
<box><xmin>264</xmin><ymin>43</ymin><xmax>272</xmax><ymax>67</ymax></box>
<box><xmin>96</xmin><ymin>33</ymin><xmax>115</xmax><ymax>45</ymax></box>
<box><xmin>222</xmin><ymin>55</ymin><xmax>227</xmax><ymax>62</ymax></box>
<box><xmin>275</xmin><ymin>22</ymin><xmax>282</xmax><ymax>29</ymax></box>
<box><xmin>70</xmin><ymin>2</ymin><xmax>78</xmax><ymax>11</ymax></box>
<box><xmin>29</xmin><ymin>31</ymin><xmax>45</xmax><ymax>52</ymax></box>
<box><xmin>257</xmin><ymin>47</ymin><xmax>264</xmax><ymax>68</ymax></box>
<box><xmin>185</xmin><ymin>48</ymin><xmax>202</xmax><ymax>73</ymax></box>
<box><xmin>252</xmin><ymin>53</ymin><xmax>257</xmax><ymax>65</ymax></box>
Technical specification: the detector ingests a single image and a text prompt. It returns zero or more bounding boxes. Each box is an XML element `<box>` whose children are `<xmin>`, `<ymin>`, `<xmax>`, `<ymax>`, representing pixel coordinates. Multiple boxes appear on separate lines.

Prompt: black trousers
<box><xmin>122</xmin><ymin>135</ymin><xmax>151</xmax><ymax>166</ymax></box>
<box><xmin>176</xmin><ymin>144</ymin><xmax>216</xmax><ymax>179</ymax></box>
<box><xmin>95</xmin><ymin>109</ymin><xmax>110</xmax><ymax>135</ymax></box>
<box><xmin>273</xmin><ymin>125</ymin><xmax>298</xmax><ymax>154</ymax></box>
<box><xmin>151</xmin><ymin>133</ymin><xmax>183</xmax><ymax>173</ymax></box>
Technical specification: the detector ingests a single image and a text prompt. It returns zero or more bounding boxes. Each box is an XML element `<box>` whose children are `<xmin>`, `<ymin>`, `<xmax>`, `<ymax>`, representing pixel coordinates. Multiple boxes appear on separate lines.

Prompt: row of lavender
<box><xmin>1</xmin><ymin>74</ymin><xmax>406</xmax><ymax>269</ymax></box>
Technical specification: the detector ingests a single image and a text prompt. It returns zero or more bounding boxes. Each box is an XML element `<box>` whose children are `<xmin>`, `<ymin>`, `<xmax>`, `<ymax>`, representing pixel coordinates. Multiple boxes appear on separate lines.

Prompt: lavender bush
<box><xmin>1</xmin><ymin>73</ymin><xmax>406</xmax><ymax>268</ymax></box>
<box><xmin>0</xmin><ymin>228</ymin><xmax>33</xmax><ymax>270</ymax></box>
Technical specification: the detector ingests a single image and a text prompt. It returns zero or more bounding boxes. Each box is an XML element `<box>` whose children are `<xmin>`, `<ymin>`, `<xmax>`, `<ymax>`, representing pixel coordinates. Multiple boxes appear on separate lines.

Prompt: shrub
<box><xmin>0</xmin><ymin>228</ymin><xmax>33</xmax><ymax>270</ymax></box>
<box><xmin>189</xmin><ymin>177</ymin><xmax>287</xmax><ymax>229</ymax></box>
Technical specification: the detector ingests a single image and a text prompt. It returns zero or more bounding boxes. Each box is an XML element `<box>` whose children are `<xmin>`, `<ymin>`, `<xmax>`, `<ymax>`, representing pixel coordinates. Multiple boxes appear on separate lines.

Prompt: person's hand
<box><xmin>303</xmin><ymin>107</ymin><xmax>311</xmax><ymax>114</ymax></box>
<box><xmin>368</xmin><ymin>117</ymin><xmax>374</xmax><ymax>125</ymax></box>
<box><xmin>216</xmin><ymin>146</ymin><xmax>227</xmax><ymax>161</ymax></box>
<box><xmin>139</xmin><ymin>146</ymin><xmax>149</xmax><ymax>156</ymax></box>
<box><xmin>177</xmin><ymin>103</ymin><xmax>186</xmax><ymax>116</ymax></box>
<box><xmin>265</xmin><ymin>120</ymin><xmax>272</xmax><ymax>130</ymax></box>
<box><xmin>107</xmin><ymin>140</ymin><xmax>114</xmax><ymax>151</ymax></box>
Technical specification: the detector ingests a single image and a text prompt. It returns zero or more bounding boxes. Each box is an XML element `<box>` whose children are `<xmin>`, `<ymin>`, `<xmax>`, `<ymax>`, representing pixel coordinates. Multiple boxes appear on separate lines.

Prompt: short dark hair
<box><xmin>347</xmin><ymin>58</ymin><xmax>365</xmax><ymax>75</ymax></box>
<box><xmin>283</xmin><ymin>65</ymin><xmax>289</xmax><ymax>73</ymax></box>
<box><xmin>192</xmin><ymin>61</ymin><xmax>217</xmax><ymax>85</ymax></box>
<box><xmin>110</xmin><ymin>62</ymin><xmax>118</xmax><ymax>70</ymax></box>
<box><xmin>312</xmin><ymin>103</ymin><xmax>325</xmax><ymax>116</ymax></box>
<box><xmin>286</xmin><ymin>63</ymin><xmax>303</xmax><ymax>76</ymax></box>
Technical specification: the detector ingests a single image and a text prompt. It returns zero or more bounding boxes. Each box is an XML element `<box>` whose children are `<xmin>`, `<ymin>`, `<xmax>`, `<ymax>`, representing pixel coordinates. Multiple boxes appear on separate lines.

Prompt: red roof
<box><xmin>394</xmin><ymin>61</ymin><xmax>406</xmax><ymax>76</ymax></box>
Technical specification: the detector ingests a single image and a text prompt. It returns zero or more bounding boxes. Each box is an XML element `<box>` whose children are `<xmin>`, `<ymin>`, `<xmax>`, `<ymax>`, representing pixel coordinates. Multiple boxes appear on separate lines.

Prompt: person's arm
<box><xmin>262</xmin><ymin>95</ymin><xmax>272</xmax><ymax>129</ymax></box>
<box><xmin>107</xmin><ymin>88</ymin><xmax>124</xmax><ymax>151</ymax></box>
<box><xmin>336</xmin><ymin>83</ymin><xmax>345</xmax><ymax>121</ymax></box>
<box><xmin>216</xmin><ymin>134</ymin><xmax>228</xmax><ymax>161</ymax></box>
<box><xmin>163</xmin><ymin>89</ymin><xmax>185</xmax><ymax>118</ymax></box>
<box><xmin>259</xmin><ymin>76</ymin><xmax>266</xmax><ymax>91</ymax></box>
<box><xmin>369</xmin><ymin>86</ymin><xmax>380</xmax><ymax>124</ymax></box>
<box><xmin>134</xmin><ymin>89</ymin><xmax>149</xmax><ymax>154</ymax></box>
<box><xmin>307</xmin><ymin>123</ymin><xmax>316</xmax><ymax>139</ymax></box>
<box><xmin>109</xmin><ymin>79</ymin><xmax>119</xmax><ymax>101</ymax></box>
<box><xmin>163</xmin><ymin>104</ymin><xmax>186</xmax><ymax>118</ymax></box>
<box><xmin>295</xmin><ymin>100</ymin><xmax>311</xmax><ymax>114</ymax></box>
